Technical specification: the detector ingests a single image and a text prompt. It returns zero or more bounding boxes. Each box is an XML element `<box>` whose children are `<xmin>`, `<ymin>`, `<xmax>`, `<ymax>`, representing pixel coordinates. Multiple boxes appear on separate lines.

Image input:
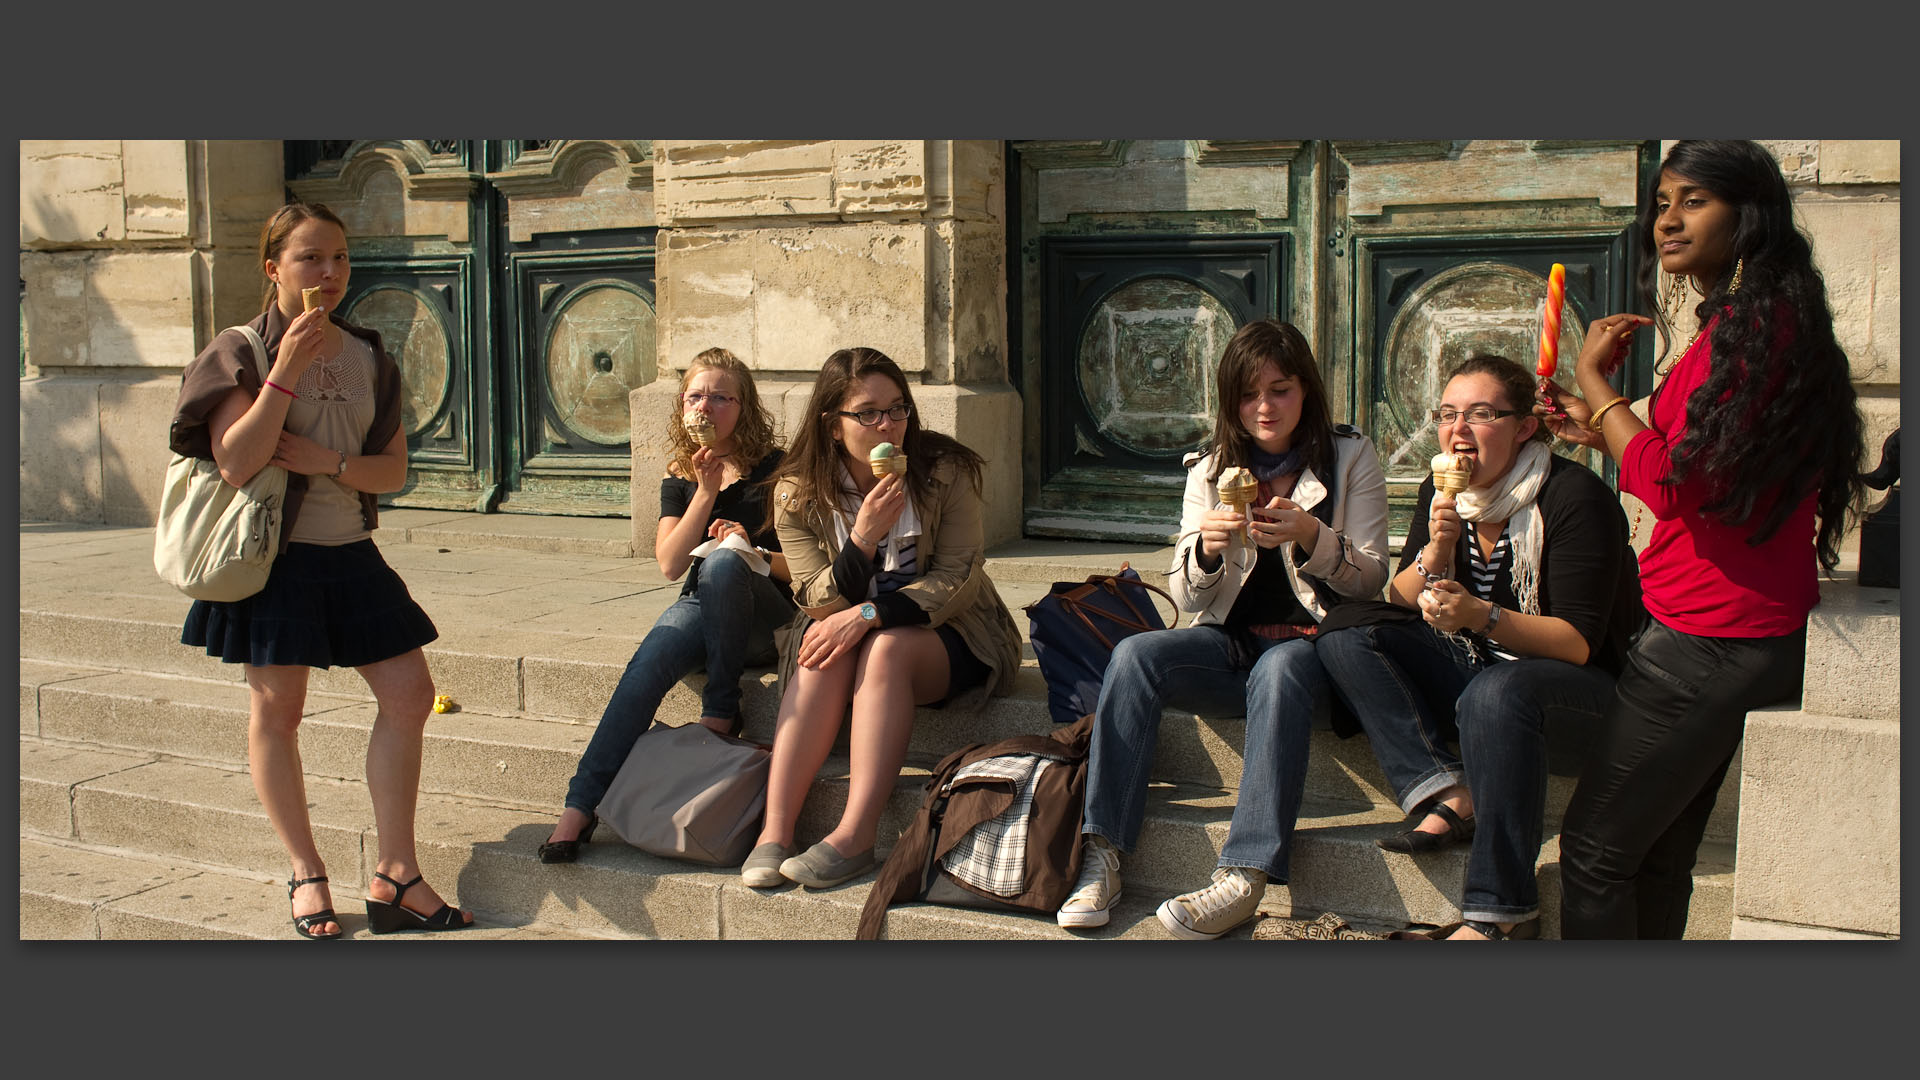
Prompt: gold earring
<box><xmin>1663</xmin><ymin>273</ymin><xmax>1688</xmax><ymax>322</ymax></box>
<box><xmin>1728</xmin><ymin>257</ymin><xmax>1744</xmax><ymax>295</ymax></box>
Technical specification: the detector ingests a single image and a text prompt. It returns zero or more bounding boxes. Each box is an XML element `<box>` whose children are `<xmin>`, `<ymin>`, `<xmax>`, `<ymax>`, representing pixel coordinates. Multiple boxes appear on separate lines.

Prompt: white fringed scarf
<box><xmin>1451</xmin><ymin>440</ymin><xmax>1550</xmax><ymax>618</ymax></box>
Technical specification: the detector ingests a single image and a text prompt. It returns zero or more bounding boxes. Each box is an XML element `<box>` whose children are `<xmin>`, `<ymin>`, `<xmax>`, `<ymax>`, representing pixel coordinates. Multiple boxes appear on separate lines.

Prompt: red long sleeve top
<box><xmin>1620</xmin><ymin>317</ymin><xmax>1819</xmax><ymax>637</ymax></box>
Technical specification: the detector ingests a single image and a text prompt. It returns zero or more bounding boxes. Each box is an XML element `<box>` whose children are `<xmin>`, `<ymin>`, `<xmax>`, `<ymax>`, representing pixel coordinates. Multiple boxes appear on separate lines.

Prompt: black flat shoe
<box><xmin>365</xmin><ymin>871</ymin><xmax>474</xmax><ymax>934</ymax></box>
<box><xmin>1463</xmin><ymin>918</ymin><xmax>1539</xmax><ymax>940</ymax></box>
<box><xmin>1376</xmin><ymin>801</ymin><xmax>1474</xmax><ymax>854</ymax></box>
<box><xmin>1387</xmin><ymin>918</ymin><xmax>1538</xmax><ymax>940</ymax></box>
<box><xmin>538</xmin><ymin>816</ymin><xmax>598</xmax><ymax>864</ymax></box>
<box><xmin>288</xmin><ymin>875</ymin><xmax>343</xmax><ymax>940</ymax></box>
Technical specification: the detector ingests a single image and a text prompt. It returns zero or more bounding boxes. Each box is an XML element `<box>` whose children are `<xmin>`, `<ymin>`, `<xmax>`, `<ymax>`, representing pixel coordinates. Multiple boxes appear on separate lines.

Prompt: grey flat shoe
<box><xmin>741</xmin><ymin>841</ymin><xmax>797</xmax><ymax>888</ymax></box>
<box><xmin>779</xmin><ymin>840</ymin><xmax>875</xmax><ymax>889</ymax></box>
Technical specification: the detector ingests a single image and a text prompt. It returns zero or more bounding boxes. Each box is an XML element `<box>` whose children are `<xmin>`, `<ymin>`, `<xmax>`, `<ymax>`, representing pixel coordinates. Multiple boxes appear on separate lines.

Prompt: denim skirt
<box><xmin>181</xmin><ymin>539</ymin><xmax>438</xmax><ymax>669</ymax></box>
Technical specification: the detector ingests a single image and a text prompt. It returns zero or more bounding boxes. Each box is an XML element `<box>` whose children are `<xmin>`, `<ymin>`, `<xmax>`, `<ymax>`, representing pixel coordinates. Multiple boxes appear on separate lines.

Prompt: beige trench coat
<box><xmin>771</xmin><ymin>456</ymin><xmax>1021</xmax><ymax>711</ymax></box>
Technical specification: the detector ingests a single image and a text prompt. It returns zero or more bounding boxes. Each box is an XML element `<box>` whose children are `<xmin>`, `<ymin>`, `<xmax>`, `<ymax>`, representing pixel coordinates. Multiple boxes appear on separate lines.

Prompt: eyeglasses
<box><xmin>834</xmin><ymin>403</ymin><xmax>912</xmax><ymax>428</ymax></box>
<box><xmin>680</xmin><ymin>392</ymin><xmax>737</xmax><ymax>409</ymax></box>
<box><xmin>1431</xmin><ymin>406</ymin><xmax>1520</xmax><ymax>426</ymax></box>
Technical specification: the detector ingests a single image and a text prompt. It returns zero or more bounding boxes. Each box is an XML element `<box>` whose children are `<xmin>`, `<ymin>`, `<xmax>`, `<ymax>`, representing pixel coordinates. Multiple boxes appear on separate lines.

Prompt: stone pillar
<box><xmin>631</xmin><ymin>140</ymin><xmax>1019</xmax><ymax>555</ymax></box>
<box><xmin>19</xmin><ymin>141</ymin><xmax>286</xmax><ymax>525</ymax></box>
<box><xmin>1731</xmin><ymin>580</ymin><xmax>1901</xmax><ymax>939</ymax></box>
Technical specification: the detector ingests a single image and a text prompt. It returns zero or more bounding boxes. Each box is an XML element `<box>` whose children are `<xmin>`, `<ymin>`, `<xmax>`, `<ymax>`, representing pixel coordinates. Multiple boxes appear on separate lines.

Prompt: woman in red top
<box><xmin>1539</xmin><ymin>140</ymin><xmax>1865</xmax><ymax>938</ymax></box>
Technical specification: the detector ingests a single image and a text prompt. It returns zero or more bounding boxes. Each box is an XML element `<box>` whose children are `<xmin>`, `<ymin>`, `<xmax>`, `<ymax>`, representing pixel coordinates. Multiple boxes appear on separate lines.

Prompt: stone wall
<box><xmin>630</xmin><ymin>140</ymin><xmax>1022</xmax><ymax>553</ymax></box>
<box><xmin>19</xmin><ymin>140</ymin><xmax>286</xmax><ymax>524</ymax></box>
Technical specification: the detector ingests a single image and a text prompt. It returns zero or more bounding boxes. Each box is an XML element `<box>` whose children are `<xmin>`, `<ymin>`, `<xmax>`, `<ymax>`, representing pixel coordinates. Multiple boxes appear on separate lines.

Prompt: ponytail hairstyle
<box><xmin>1446</xmin><ymin>354</ymin><xmax>1548</xmax><ymax>444</ymax></box>
<box><xmin>257</xmin><ymin>202</ymin><xmax>347</xmax><ymax>313</ymax></box>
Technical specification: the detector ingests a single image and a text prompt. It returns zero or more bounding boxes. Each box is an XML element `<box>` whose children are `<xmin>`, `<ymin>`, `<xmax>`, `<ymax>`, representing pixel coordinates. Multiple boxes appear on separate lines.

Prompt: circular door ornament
<box><xmin>344</xmin><ymin>285</ymin><xmax>453</xmax><ymax>438</ymax></box>
<box><xmin>1376</xmin><ymin>261</ymin><xmax>1587</xmax><ymax>477</ymax></box>
<box><xmin>544</xmin><ymin>280</ymin><xmax>656</xmax><ymax>447</ymax></box>
<box><xmin>1075</xmin><ymin>276</ymin><xmax>1236</xmax><ymax>458</ymax></box>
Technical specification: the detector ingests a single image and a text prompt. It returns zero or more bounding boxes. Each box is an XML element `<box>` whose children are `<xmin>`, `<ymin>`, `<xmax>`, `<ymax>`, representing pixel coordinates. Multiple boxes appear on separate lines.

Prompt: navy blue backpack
<box><xmin>1022</xmin><ymin>565</ymin><xmax>1176</xmax><ymax>724</ymax></box>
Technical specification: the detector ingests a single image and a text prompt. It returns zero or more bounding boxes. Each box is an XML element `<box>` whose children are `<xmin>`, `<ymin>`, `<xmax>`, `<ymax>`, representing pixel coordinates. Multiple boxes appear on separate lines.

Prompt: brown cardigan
<box><xmin>168</xmin><ymin>305</ymin><xmax>404</xmax><ymax>551</ymax></box>
<box><xmin>771</xmin><ymin>455</ymin><xmax>1022</xmax><ymax>711</ymax></box>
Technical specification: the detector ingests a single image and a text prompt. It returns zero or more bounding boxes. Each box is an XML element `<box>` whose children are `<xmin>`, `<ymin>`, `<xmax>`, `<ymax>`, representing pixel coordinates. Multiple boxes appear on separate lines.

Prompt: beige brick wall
<box><xmin>636</xmin><ymin>140</ymin><xmax>1020</xmax><ymax>551</ymax></box>
<box><xmin>19</xmin><ymin>140</ymin><xmax>283</xmax><ymax>524</ymax></box>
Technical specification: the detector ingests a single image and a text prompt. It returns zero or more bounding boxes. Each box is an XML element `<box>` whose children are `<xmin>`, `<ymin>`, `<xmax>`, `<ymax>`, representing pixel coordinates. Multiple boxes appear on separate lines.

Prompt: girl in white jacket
<box><xmin>1058</xmin><ymin>319</ymin><xmax>1390</xmax><ymax>937</ymax></box>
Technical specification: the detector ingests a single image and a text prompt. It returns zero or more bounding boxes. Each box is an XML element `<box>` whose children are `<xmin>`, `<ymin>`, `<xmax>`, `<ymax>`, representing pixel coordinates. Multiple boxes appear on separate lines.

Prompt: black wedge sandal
<box><xmin>538</xmin><ymin>816</ymin><xmax>598</xmax><ymax>864</ymax></box>
<box><xmin>364</xmin><ymin>871</ymin><xmax>474</xmax><ymax>934</ymax></box>
<box><xmin>288</xmin><ymin>875</ymin><xmax>343</xmax><ymax>940</ymax></box>
<box><xmin>1375</xmin><ymin>801</ymin><xmax>1475</xmax><ymax>854</ymax></box>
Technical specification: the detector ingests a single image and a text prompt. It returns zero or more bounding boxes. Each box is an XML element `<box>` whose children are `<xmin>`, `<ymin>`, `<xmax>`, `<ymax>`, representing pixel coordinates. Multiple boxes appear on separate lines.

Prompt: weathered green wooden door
<box><xmin>287</xmin><ymin>140</ymin><xmax>657</xmax><ymax>516</ymax></box>
<box><xmin>1012</xmin><ymin>139</ymin><xmax>1657</xmax><ymax>543</ymax></box>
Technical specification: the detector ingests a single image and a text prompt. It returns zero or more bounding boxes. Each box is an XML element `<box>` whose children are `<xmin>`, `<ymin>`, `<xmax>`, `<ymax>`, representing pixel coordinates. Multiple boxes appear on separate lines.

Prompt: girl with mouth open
<box><xmin>1316</xmin><ymin>354</ymin><xmax>1643</xmax><ymax>940</ymax></box>
<box><xmin>1538</xmin><ymin>139</ymin><xmax>1865</xmax><ymax>939</ymax></box>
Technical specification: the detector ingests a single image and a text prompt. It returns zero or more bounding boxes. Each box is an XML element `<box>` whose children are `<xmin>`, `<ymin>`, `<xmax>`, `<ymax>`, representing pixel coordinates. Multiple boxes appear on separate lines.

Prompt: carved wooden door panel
<box><xmin>1329</xmin><ymin>140</ymin><xmax>1656</xmax><ymax>538</ymax></box>
<box><xmin>287</xmin><ymin>140</ymin><xmax>657</xmax><ymax>516</ymax></box>
<box><xmin>1012</xmin><ymin>139</ymin><xmax>1656</xmax><ymax>543</ymax></box>
<box><xmin>1011</xmin><ymin>141</ymin><xmax>1320</xmax><ymax>542</ymax></box>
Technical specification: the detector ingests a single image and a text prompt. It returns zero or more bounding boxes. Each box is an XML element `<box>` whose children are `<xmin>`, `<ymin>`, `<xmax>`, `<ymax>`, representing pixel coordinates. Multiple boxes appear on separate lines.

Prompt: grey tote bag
<box><xmin>594</xmin><ymin>721</ymin><xmax>771</xmax><ymax>866</ymax></box>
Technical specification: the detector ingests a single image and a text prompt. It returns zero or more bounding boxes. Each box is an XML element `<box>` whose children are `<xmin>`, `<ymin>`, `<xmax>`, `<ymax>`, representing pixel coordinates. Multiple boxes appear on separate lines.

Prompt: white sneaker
<box><xmin>1056</xmin><ymin>836</ymin><xmax>1122</xmax><ymax>928</ymax></box>
<box><xmin>1156</xmin><ymin>867</ymin><xmax>1268</xmax><ymax>940</ymax></box>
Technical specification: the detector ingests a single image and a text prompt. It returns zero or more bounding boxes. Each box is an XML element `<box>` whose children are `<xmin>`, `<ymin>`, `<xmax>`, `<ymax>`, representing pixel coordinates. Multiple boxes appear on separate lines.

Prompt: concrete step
<box><xmin>19</xmin><ymin>837</ymin><xmax>614</xmax><ymax>940</ymax></box>
<box><xmin>20</xmin><ymin>636</ymin><xmax>1741</xmax><ymax>847</ymax></box>
<box><xmin>21</xmin><ymin>735</ymin><xmax>1732</xmax><ymax>937</ymax></box>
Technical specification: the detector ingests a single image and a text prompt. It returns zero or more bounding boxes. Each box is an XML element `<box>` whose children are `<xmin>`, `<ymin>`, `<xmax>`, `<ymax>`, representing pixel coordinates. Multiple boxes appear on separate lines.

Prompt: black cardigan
<box><xmin>1400</xmin><ymin>454</ymin><xmax>1645</xmax><ymax>676</ymax></box>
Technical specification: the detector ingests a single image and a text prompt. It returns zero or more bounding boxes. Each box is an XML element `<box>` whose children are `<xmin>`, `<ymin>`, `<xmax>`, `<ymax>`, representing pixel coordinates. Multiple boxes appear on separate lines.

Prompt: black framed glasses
<box><xmin>1430</xmin><ymin>406</ymin><xmax>1519</xmax><ymax>426</ymax></box>
<box><xmin>680</xmin><ymin>392</ymin><xmax>738</xmax><ymax>408</ymax></box>
<box><xmin>834</xmin><ymin>403</ymin><xmax>912</xmax><ymax>427</ymax></box>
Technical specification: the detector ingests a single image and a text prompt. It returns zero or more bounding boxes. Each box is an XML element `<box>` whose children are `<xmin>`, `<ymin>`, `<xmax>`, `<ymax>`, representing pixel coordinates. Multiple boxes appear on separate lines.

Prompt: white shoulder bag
<box><xmin>153</xmin><ymin>325</ymin><xmax>291</xmax><ymax>602</ymax></box>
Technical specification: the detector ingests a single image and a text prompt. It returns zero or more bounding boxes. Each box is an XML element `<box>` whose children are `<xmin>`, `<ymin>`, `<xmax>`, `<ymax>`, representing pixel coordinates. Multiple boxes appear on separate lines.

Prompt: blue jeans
<box><xmin>1317</xmin><ymin>620</ymin><xmax>1615</xmax><ymax>922</ymax></box>
<box><xmin>563</xmin><ymin>548</ymin><xmax>794</xmax><ymax>814</ymax></box>
<box><xmin>1081</xmin><ymin>626</ymin><xmax>1331</xmax><ymax>882</ymax></box>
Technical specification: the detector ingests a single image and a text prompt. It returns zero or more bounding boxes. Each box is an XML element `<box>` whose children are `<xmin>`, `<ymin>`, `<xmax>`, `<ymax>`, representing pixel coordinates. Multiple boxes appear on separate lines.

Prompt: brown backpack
<box><xmin>855</xmin><ymin>714</ymin><xmax>1095</xmax><ymax>940</ymax></box>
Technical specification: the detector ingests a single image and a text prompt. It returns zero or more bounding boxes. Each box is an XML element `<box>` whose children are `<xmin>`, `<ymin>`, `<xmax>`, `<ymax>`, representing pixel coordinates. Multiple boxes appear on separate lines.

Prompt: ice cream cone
<box><xmin>683</xmin><ymin>411</ymin><xmax>717</xmax><ymax>448</ymax></box>
<box><xmin>868</xmin><ymin>442</ymin><xmax>905</xmax><ymax>478</ymax></box>
<box><xmin>1218</xmin><ymin>466</ymin><xmax>1258</xmax><ymax>531</ymax></box>
<box><xmin>1430</xmin><ymin>452</ymin><xmax>1473</xmax><ymax>496</ymax></box>
<box><xmin>301</xmin><ymin>286</ymin><xmax>323</xmax><ymax>312</ymax></box>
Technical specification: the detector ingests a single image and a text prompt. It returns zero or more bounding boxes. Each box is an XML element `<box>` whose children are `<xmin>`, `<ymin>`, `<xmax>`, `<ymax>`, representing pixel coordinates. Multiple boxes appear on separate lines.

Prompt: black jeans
<box><xmin>1558</xmin><ymin>621</ymin><xmax>1806</xmax><ymax>939</ymax></box>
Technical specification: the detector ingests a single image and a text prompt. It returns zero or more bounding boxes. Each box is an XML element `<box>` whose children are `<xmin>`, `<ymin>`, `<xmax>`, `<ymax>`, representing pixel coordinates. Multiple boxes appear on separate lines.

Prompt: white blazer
<box><xmin>1168</xmin><ymin>427</ymin><xmax>1391</xmax><ymax>627</ymax></box>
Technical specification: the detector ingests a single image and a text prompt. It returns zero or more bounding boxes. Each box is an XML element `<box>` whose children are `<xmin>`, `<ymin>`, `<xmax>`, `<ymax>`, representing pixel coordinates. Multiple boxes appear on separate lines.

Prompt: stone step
<box><xmin>19</xmin><ymin>837</ymin><xmax>615</xmax><ymax>940</ymax></box>
<box><xmin>19</xmin><ymin>641</ymin><xmax>1741</xmax><ymax>846</ymax></box>
<box><xmin>22</xmin><ymin>736</ymin><xmax>1733</xmax><ymax>937</ymax></box>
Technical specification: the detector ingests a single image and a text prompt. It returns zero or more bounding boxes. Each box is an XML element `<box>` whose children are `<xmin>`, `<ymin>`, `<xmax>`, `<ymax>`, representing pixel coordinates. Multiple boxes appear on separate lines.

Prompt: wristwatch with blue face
<box><xmin>858</xmin><ymin>601</ymin><xmax>878</xmax><ymax>623</ymax></box>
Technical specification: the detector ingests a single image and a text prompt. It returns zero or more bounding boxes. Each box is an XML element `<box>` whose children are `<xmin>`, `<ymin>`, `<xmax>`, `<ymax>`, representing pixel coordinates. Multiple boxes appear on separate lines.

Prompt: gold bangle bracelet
<box><xmin>1586</xmin><ymin>396</ymin><xmax>1630</xmax><ymax>432</ymax></box>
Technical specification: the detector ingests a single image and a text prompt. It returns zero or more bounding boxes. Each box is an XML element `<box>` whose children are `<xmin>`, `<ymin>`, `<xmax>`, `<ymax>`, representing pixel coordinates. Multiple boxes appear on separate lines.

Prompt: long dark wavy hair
<box><xmin>1637</xmin><ymin>140</ymin><xmax>1864</xmax><ymax>570</ymax></box>
<box><xmin>768</xmin><ymin>347</ymin><xmax>986</xmax><ymax>517</ymax></box>
<box><xmin>1202</xmin><ymin>319</ymin><xmax>1334</xmax><ymax>482</ymax></box>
